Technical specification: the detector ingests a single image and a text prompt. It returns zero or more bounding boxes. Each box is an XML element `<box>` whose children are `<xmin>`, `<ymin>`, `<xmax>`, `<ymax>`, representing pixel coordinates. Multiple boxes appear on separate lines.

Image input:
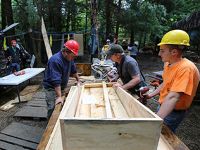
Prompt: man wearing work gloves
<box><xmin>144</xmin><ymin>30</ymin><xmax>200</xmax><ymax>132</ymax></box>
<box><xmin>43</xmin><ymin>40</ymin><xmax>80</xmax><ymax>119</ymax></box>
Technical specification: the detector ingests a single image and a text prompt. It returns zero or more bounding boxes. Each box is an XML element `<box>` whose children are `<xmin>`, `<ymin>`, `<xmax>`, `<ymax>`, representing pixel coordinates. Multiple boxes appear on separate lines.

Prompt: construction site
<box><xmin>1</xmin><ymin>1</ymin><xmax>200</xmax><ymax>150</ymax></box>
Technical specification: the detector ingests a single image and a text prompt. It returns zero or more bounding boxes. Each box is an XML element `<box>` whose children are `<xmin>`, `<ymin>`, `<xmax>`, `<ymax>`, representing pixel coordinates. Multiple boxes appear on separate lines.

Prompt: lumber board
<box><xmin>45</xmin><ymin>119</ymin><xmax>63</xmax><ymax>150</ymax></box>
<box><xmin>41</xmin><ymin>17</ymin><xmax>52</xmax><ymax>59</ymax></box>
<box><xmin>90</xmin><ymin>87</ymin><xmax>106</xmax><ymax>118</ymax></box>
<box><xmin>62</xmin><ymin>119</ymin><xmax>161</xmax><ymax>150</ymax></box>
<box><xmin>60</xmin><ymin>86</ymin><xmax>79</xmax><ymax>118</ymax></box>
<box><xmin>41</xmin><ymin>125</ymin><xmax>189</xmax><ymax>150</ymax></box>
<box><xmin>157</xmin><ymin>134</ymin><xmax>173</xmax><ymax>150</ymax></box>
<box><xmin>102</xmin><ymin>82</ymin><xmax>112</xmax><ymax>118</ymax></box>
<box><xmin>37</xmin><ymin>102</ymin><xmax>62</xmax><ymax>150</ymax></box>
<box><xmin>108</xmin><ymin>88</ymin><xmax>129</xmax><ymax>118</ymax></box>
<box><xmin>84</xmin><ymin>82</ymin><xmax>113</xmax><ymax>88</ymax></box>
<box><xmin>161</xmin><ymin>125</ymin><xmax>189</xmax><ymax>150</ymax></box>
<box><xmin>116</xmin><ymin>87</ymin><xmax>157</xmax><ymax>118</ymax></box>
<box><xmin>75</xmin><ymin>86</ymin><xmax>85</xmax><ymax>117</ymax></box>
<box><xmin>43</xmin><ymin>87</ymin><xmax>77</xmax><ymax>150</ymax></box>
<box><xmin>79</xmin><ymin>88</ymin><xmax>91</xmax><ymax>118</ymax></box>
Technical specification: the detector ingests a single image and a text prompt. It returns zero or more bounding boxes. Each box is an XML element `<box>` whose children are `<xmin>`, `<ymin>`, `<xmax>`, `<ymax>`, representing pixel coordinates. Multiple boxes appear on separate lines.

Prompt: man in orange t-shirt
<box><xmin>144</xmin><ymin>30</ymin><xmax>200</xmax><ymax>132</ymax></box>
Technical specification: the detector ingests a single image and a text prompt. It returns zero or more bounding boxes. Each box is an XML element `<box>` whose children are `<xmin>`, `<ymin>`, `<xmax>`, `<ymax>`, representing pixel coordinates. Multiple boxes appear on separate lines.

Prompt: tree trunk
<box><xmin>105</xmin><ymin>0</ymin><xmax>112</xmax><ymax>39</ymax></box>
<box><xmin>115</xmin><ymin>0</ymin><xmax>122</xmax><ymax>37</ymax></box>
<box><xmin>1</xmin><ymin>0</ymin><xmax>15</xmax><ymax>38</ymax></box>
<box><xmin>54</xmin><ymin>0</ymin><xmax>62</xmax><ymax>31</ymax></box>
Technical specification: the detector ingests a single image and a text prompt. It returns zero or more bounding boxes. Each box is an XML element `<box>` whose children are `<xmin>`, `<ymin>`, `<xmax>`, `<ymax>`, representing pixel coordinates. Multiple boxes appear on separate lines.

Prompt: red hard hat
<box><xmin>64</xmin><ymin>40</ymin><xmax>79</xmax><ymax>56</ymax></box>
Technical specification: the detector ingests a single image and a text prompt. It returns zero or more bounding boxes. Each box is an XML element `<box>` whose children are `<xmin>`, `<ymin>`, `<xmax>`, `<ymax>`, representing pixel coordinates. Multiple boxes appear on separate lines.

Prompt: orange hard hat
<box><xmin>64</xmin><ymin>40</ymin><xmax>80</xmax><ymax>56</ymax></box>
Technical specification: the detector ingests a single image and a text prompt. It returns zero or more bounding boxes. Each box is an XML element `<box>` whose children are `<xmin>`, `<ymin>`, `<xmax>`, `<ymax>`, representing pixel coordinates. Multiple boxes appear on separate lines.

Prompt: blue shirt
<box><xmin>43</xmin><ymin>51</ymin><xmax>77</xmax><ymax>89</ymax></box>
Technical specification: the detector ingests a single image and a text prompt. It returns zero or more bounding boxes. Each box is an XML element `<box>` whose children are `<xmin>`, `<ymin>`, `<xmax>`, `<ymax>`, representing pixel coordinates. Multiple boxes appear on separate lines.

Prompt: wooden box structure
<box><xmin>59</xmin><ymin>82</ymin><xmax>162</xmax><ymax>150</ymax></box>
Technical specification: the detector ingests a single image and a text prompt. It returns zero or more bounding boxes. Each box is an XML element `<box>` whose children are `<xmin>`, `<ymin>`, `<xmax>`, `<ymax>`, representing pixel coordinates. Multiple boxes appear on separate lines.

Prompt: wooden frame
<box><xmin>59</xmin><ymin>82</ymin><xmax>162</xmax><ymax>150</ymax></box>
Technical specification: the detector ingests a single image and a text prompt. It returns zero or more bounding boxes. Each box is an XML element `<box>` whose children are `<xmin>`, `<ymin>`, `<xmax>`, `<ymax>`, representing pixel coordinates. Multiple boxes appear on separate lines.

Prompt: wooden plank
<box><xmin>75</xmin><ymin>86</ymin><xmax>85</xmax><ymax>117</ymax></box>
<box><xmin>62</xmin><ymin>119</ymin><xmax>161</xmax><ymax>150</ymax></box>
<box><xmin>41</xmin><ymin>17</ymin><xmax>52</xmax><ymax>59</ymax></box>
<box><xmin>60</xmin><ymin>86</ymin><xmax>79</xmax><ymax>118</ymax></box>
<box><xmin>90</xmin><ymin>87</ymin><xmax>106</xmax><ymax>118</ymax></box>
<box><xmin>84</xmin><ymin>82</ymin><xmax>113</xmax><ymax>88</ymax></box>
<box><xmin>14</xmin><ymin>106</ymin><xmax>47</xmax><ymax>119</ymax></box>
<box><xmin>79</xmin><ymin>88</ymin><xmax>91</xmax><ymax>118</ymax></box>
<box><xmin>161</xmin><ymin>125</ymin><xmax>189</xmax><ymax>150</ymax></box>
<box><xmin>1</xmin><ymin>122</ymin><xmax>44</xmax><ymax>143</ymax></box>
<box><xmin>0</xmin><ymin>140</ymin><xmax>28</xmax><ymax>150</ymax></box>
<box><xmin>108</xmin><ymin>87</ymin><xmax>129</xmax><ymax>118</ymax></box>
<box><xmin>0</xmin><ymin>133</ymin><xmax>37</xmax><ymax>149</ymax></box>
<box><xmin>157</xmin><ymin>134</ymin><xmax>174</xmax><ymax>150</ymax></box>
<box><xmin>37</xmin><ymin>102</ymin><xmax>63</xmax><ymax>150</ymax></box>
<box><xmin>0</xmin><ymin>100</ymin><xmax>15</xmax><ymax>111</ymax></box>
<box><xmin>42</xmin><ymin>87</ymin><xmax>76</xmax><ymax>150</ymax></box>
<box><xmin>102</xmin><ymin>82</ymin><xmax>112</xmax><ymax>118</ymax></box>
<box><xmin>42</xmin><ymin>126</ymin><xmax>188</xmax><ymax>150</ymax></box>
<box><xmin>116</xmin><ymin>87</ymin><xmax>157</xmax><ymax>118</ymax></box>
<box><xmin>44</xmin><ymin>119</ymin><xmax>63</xmax><ymax>150</ymax></box>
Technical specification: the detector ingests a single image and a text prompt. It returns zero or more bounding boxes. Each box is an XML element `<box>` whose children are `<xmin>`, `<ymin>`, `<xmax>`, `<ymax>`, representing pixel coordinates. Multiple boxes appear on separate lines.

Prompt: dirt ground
<box><xmin>0</xmin><ymin>53</ymin><xmax>200</xmax><ymax>150</ymax></box>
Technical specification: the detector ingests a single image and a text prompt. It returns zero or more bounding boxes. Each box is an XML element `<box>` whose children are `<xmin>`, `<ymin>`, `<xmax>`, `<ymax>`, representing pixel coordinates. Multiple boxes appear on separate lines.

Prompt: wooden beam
<box><xmin>36</xmin><ymin>98</ymin><xmax>63</xmax><ymax>150</ymax></box>
<box><xmin>102</xmin><ymin>82</ymin><xmax>112</xmax><ymax>118</ymax></box>
<box><xmin>161</xmin><ymin>125</ymin><xmax>189</xmax><ymax>150</ymax></box>
<box><xmin>41</xmin><ymin>17</ymin><xmax>52</xmax><ymax>59</ymax></box>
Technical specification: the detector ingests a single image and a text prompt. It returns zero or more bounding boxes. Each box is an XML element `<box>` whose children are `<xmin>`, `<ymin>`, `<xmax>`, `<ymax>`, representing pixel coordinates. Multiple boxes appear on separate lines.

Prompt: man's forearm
<box><xmin>148</xmin><ymin>83</ymin><xmax>163</xmax><ymax>98</ymax></box>
<box><xmin>54</xmin><ymin>86</ymin><xmax>62</xmax><ymax>97</ymax></box>
<box><xmin>157</xmin><ymin>91</ymin><xmax>180</xmax><ymax>119</ymax></box>
<box><xmin>122</xmin><ymin>76</ymin><xmax>140</xmax><ymax>90</ymax></box>
<box><xmin>72</xmin><ymin>73</ymin><xmax>80</xmax><ymax>82</ymax></box>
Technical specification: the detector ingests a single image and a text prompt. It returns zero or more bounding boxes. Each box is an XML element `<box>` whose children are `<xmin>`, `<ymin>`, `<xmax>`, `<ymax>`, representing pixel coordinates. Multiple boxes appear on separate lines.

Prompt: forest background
<box><xmin>1</xmin><ymin>0</ymin><xmax>200</xmax><ymax>64</ymax></box>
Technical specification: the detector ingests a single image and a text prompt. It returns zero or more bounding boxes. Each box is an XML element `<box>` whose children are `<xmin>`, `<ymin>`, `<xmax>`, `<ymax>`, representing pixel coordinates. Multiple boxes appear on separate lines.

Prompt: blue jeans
<box><xmin>164</xmin><ymin>110</ymin><xmax>187</xmax><ymax>133</ymax></box>
<box><xmin>10</xmin><ymin>63</ymin><xmax>20</xmax><ymax>72</ymax></box>
<box><xmin>157</xmin><ymin>106</ymin><xmax>187</xmax><ymax>133</ymax></box>
<box><xmin>44</xmin><ymin>88</ymin><xmax>56</xmax><ymax>120</ymax></box>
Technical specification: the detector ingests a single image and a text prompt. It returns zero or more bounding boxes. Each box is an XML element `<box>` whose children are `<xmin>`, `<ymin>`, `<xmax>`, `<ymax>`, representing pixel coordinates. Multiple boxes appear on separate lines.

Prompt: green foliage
<box><xmin>2</xmin><ymin>0</ymin><xmax>200</xmax><ymax>47</ymax></box>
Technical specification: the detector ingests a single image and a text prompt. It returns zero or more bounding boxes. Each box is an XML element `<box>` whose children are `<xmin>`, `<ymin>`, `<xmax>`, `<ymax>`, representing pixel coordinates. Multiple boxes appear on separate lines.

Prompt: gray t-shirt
<box><xmin>116</xmin><ymin>55</ymin><xmax>144</xmax><ymax>93</ymax></box>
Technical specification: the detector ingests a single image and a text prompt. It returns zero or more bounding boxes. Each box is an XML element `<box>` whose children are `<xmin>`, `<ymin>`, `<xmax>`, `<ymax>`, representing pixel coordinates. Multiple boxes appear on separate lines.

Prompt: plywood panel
<box><xmin>116</xmin><ymin>87</ymin><xmax>156</xmax><ymax>118</ymax></box>
<box><xmin>108</xmin><ymin>88</ymin><xmax>129</xmax><ymax>118</ymax></box>
<box><xmin>90</xmin><ymin>87</ymin><xmax>106</xmax><ymax>118</ymax></box>
<box><xmin>62</xmin><ymin>119</ymin><xmax>161</xmax><ymax>150</ymax></box>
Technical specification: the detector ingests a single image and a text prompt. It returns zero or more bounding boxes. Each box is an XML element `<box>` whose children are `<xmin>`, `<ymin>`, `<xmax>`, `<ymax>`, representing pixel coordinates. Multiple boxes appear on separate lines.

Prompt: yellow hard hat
<box><xmin>158</xmin><ymin>30</ymin><xmax>190</xmax><ymax>46</ymax></box>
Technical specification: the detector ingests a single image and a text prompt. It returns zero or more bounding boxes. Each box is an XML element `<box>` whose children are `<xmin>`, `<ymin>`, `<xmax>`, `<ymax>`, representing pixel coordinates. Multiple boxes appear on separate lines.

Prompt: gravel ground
<box><xmin>0</xmin><ymin>53</ymin><xmax>200</xmax><ymax>150</ymax></box>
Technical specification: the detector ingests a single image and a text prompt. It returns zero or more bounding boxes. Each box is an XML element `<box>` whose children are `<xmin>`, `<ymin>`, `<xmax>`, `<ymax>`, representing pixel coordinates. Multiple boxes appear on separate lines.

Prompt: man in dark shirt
<box><xmin>7</xmin><ymin>40</ymin><xmax>21</xmax><ymax>73</ymax></box>
<box><xmin>43</xmin><ymin>40</ymin><xmax>80</xmax><ymax>119</ymax></box>
<box><xmin>107</xmin><ymin>44</ymin><xmax>145</xmax><ymax>95</ymax></box>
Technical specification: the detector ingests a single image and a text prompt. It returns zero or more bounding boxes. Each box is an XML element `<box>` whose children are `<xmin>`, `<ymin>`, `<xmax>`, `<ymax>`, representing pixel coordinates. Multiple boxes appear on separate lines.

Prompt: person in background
<box><xmin>143</xmin><ymin>30</ymin><xmax>200</xmax><ymax>132</ymax></box>
<box><xmin>101</xmin><ymin>39</ymin><xmax>111</xmax><ymax>59</ymax></box>
<box><xmin>121</xmin><ymin>39</ymin><xmax>128</xmax><ymax>51</ymax></box>
<box><xmin>107</xmin><ymin>44</ymin><xmax>145</xmax><ymax>96</ymax></box>
<box><xmin>128</xmin><ymin>43</ymin><xmax>138</xmax><ymax>59</ymax></box>
<box><xmin>6</xmin><ymin>40</ymin><xmax>22</xmax><ymax>73</ymax></box>
<box><xmin>16</xmin><ymin>39</ymin><xmax>31</xmax><ymax>68</ymax></box>
<box><xmin>43</xmin><ymin>40</ymin><xmax>80</xmax><ymax>119</ymax></box>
